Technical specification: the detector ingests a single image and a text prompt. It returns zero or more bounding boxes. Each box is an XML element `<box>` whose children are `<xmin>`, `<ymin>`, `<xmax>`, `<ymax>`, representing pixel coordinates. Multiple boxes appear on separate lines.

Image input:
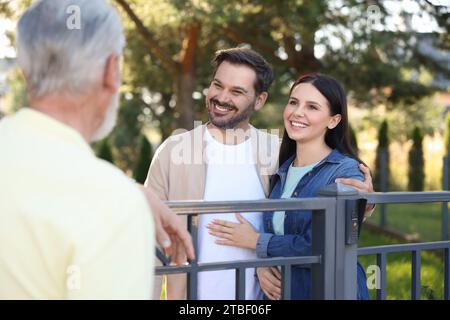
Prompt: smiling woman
<box><xmin>208</xmin><ymin>73</ymin><xmax>372</xmax><ymax>300</ymax></box>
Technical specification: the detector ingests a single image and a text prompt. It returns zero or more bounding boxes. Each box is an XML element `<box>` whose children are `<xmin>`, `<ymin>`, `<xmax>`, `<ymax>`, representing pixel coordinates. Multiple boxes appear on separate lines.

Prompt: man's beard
<box><xmin>91</xmin><ymin>91</ymin><xmax>120</xmax><ymax>142</ymax></box>
<box><xmin>207</xmin><ymin>98</ymin><xmax>255</xmax><ymax>130</ymax></box>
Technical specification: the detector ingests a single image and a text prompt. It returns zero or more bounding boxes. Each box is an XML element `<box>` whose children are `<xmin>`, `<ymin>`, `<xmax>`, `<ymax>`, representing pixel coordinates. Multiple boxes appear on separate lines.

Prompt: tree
<box><xmin>133</xmin><ymin>134</ymin><xmax>153</xmax><ymax>184</ymax></box>
<box><xmin>217</xmin><ymin>0</ymin><xmax>447</xmax><ymax>104</ymax></box>
<box><xmin>114</xmin><ymin>0</ymin><xmax>203</xmax><ymax>131</ymax></box>
<box><xmin>408</xmin><ymin>126</ymin><xmax>425</xmax><ymax>191</ymax></box>
<box><xmin>443</xmin><ymin>112</ymin><xmax>450</xmax><ymax>189</ymax></box>
<box><xmin>115</xmin><ymin>0</ymin><xmax>450</xmax><ymax>140</ymax></box>
<box><xmin>444</xmin><ymin>112</ymin><xmax>450</xmax><ymax>156</ymax></box>
<box><xmin>374</xmin><ymin>119</ymin><xmax>390</xmax><ymax>191</ymax></box>
<box><xmin>3</xmin><ymin>0</ymin><xmax>449</xmax><ymax>174</ymax></box>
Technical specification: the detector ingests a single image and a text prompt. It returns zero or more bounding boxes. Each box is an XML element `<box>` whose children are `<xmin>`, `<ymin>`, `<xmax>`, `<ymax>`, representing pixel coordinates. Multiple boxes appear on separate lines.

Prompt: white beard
<box><xmin>91</xmin><ymin>91</ymin><xmax>120</xmax><ymax>142</ymax></box>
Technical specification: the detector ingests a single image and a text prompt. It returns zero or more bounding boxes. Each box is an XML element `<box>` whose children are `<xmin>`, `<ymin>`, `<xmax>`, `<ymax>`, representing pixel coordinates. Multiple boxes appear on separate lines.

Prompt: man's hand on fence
<box><xmin>138</xmin><ymin>185</ymin><xmax>195</xmax><ymax>265</ymax></box>
<box><xmin>207</xmin><ymin>213</ymin><xmax>259</xmax><ymax>250</ymax></box>
<box><xmin>335</xmin><ymin>163</ymin><xmax>376</xmax><ymax>221</ymax></box>
<box><xmin>257</xmin><ymin>267</ymin><xmax>281</xmax><ymax>300</ymax></box>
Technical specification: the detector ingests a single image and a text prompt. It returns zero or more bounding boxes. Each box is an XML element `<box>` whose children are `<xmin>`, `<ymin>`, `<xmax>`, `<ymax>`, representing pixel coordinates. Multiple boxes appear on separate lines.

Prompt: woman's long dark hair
<box><xmin>271</xmin><ymin>73</ymin><xmax>365</xmax><ymax>192</ymax></box>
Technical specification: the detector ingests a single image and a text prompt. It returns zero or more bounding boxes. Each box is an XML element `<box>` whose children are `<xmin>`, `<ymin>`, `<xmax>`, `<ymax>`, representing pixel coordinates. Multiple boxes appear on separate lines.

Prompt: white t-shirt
<box><xmin>197</xmin><ymin>128</ymin><xmax>265</xmax><ymax>300</ymax></box>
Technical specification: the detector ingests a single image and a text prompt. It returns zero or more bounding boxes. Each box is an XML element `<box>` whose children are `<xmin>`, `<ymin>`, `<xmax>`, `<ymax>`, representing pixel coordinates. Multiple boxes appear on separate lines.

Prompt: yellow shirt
<box><xmin>0</xmin><ymin>108</ymin><xmax>154</xmax><ymax>299</ymax></box>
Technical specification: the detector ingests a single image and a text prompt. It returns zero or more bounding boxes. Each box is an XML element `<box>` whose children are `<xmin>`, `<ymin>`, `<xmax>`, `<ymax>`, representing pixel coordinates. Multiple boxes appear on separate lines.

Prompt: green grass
<box><xmin>369</xmin><ymin>203</ymin><xmax>450</xmax><ymax>242</ymax></box>
<box><xmin>358</xmin><ymin>227</ymin><xmax>445</xmax><ymax>300</ymax></box>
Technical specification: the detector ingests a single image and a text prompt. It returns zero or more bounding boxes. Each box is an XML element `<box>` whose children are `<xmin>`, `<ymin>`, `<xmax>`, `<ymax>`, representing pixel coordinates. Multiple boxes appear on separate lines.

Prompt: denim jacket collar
<box><xmin>276</xmin><ymin>148</ymin><xmax>347</xmax><ymax>180</ymax></box>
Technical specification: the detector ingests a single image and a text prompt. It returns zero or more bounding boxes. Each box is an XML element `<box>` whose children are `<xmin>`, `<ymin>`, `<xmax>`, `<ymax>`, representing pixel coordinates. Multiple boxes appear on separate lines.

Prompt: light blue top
<box><xmin>272</xmin><ymin>160</ymin><xmax>319</xmax><ymax>235</ymax></box>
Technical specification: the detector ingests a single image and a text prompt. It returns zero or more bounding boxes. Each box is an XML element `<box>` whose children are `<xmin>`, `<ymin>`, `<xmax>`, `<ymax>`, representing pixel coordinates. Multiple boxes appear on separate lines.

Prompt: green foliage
<box><xmin>444</xmin><ymin>112</ymin><xmax>450</xmax><ymax>190</ymax></box>
<box><xmin>133</xmin><ymin>134</ymin><xmax>154</xmax><ymax>184</ymax></box>
<box><xmin>374</xmin><ymin>119</ymin><xmax>390</xmax><ymax>191</ymax></box>
<box><xmin>95</xmin><ymin>138</ymin><xmax>114</xmax><ymax>164</ymax></box>
<box><xmin>385</xmin><ymin>95</ymin><xmax>444</xmax><ymax>143</ymax></box>
<box><xmin>408</xmin><ymin>126</ymin><xmax>425</xmax><ymax>191</ymax></box>
<box><xmin>108</xmin><ymin>96</ymin><xmax>145</xmax><ymax>173</ymax></box>
<box><xmin>371</xmin><ymin>203</ymin><xmax>446</xmax><ymax>242</ymax></box>
<box><xmin>3</xmin><ymin>67</ymin><xmax>28</xmax><ymax>113</ymax></box>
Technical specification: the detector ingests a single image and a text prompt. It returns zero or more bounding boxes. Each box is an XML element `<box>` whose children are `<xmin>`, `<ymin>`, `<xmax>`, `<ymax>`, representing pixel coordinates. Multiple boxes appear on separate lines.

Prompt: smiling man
<box><xmin>146</xmin><ymin>48</ymin><xmax>278</xmax><ymax>300</ymax></box>
<box><xmin>145</xmin><ymin>47</ymin><xmax>374</xmax><ymax>300</ymax></box>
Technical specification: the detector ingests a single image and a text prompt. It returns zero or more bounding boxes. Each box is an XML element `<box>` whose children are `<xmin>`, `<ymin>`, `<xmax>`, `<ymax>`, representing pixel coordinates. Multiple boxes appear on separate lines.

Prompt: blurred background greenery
<box><xmin>1</xmin><ymin>0</ymin><xmax>449</xmax><ymax>299</ymax></box>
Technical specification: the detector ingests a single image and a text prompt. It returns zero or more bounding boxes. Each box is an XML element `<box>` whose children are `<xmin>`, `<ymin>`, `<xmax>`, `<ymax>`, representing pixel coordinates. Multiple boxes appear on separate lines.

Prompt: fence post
<box><xmin>318</xmin><ymin>183</ymin><xmax>361</xmax><ymax>299</ymax></box>
<box><xmin>443</xmin><ymin>156</ymin><xmax>449</xmax><ymax>241</ymax></box>
<box><xmin>186</xmin><ymin>214</ymin><xmax>198</xmax><ymax>300</ymax></box>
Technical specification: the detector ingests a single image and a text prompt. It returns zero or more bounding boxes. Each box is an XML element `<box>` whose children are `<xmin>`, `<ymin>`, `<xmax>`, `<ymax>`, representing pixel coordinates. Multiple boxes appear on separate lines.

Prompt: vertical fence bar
<box><xmin>442</xmin><ymin>156</ymin><xmax>449</xmax><ymax>240</ymax></box>
<box><xmin>411</xmin><ymin>250</ymin><xmax>421</xmax><ymax>300</ymax></box>
<box><xmin>445</xmin><ymin>248</ymin><xmax>450</xmax><ymax>300</ymax></box>
<box><xmin>376</xmin><ymin>253</ymin><xmax>387</xmax><ymax>300</ymax></box>
<box><xmin>281</xmin><ymin>265</ymin><xmax>292</xmax><ymax>300</ymax></box>
<box><xmin>311</xmin><ymin>205</ymin><xmax>336</xmax><ymax>299</ymax></box>
<box><xmin>187</xmin><ymin>214</ymin><xmax>198</xmax><ymax>300</ymax></box>
<box><xmin>156</xmin><ymin>248</ymin><xmax>170</xmax><ymax>266</ymax></box>
<box><xmin>235</xmin><ymin>267</ymin><xmax>246</xmax><ymax>300</ymax></box>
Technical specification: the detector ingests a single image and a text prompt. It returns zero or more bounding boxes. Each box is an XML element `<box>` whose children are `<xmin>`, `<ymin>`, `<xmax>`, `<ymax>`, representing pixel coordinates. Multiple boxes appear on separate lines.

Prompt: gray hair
<box><xmin>16</xmin><ymin>0</ymin><xmax>125</xmax><ymax>98</ymax></box>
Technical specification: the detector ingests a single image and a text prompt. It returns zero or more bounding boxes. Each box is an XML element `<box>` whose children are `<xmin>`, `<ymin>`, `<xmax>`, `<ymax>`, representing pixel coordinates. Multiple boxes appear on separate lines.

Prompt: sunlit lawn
<box><xmin>369</xmin><ymin>202</ymin><xmax>450</xmax><ymax>242</ymax></box>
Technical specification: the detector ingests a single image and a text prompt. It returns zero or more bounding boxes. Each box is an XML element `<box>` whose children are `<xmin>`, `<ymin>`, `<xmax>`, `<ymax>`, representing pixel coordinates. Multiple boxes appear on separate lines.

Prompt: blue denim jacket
<box><xmin>256</xmin><ymin>149</ymin><xmax>370</xmax><ymax>300</ymax></box>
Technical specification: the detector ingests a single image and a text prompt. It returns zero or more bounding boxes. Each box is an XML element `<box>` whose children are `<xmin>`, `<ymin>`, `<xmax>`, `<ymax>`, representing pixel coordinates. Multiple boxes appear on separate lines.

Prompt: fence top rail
<box><xmin>165</xmin><ymin>198</ymin><xmax>336</xmax><ymax>215</ymax></box>
<box><xmin>361</xmin><ymin>191</ymin><xmax>450</xmax><ymax>205</ymax></box>
<box><xmin>358</xmin><ymin>240</ymin><xmax>450</xmax><ymax>255</ymax></box>
<box><xmin>165</xmin><ymin>191</ymin><xmax>450</xmax><ymax>215</ymax></box>
<box><xmin>154</xmin><ymin>255</ymin><xmax>321</xmax><ymax>275</ymax></box>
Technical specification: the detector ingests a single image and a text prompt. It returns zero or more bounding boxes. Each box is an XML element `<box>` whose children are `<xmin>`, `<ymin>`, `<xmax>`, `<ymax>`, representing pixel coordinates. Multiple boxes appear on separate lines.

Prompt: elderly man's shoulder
<box><xmin>86</xmin><ymin>157</ymin><xmax>144</xmax><ymax>200</ymax></box>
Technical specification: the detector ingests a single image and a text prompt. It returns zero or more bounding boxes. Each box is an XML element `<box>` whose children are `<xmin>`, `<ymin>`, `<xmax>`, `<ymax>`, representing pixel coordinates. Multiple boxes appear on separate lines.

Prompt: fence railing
<box><xmin>155</xmin><ymin>185</ymin><xmax>450</xmax><ymax>300</ymax></box>
<box><xmin>359</xmin><ymin>191</ymin><xmax>450</xmax><ymax>300</ymax></box>
<box><xmin>375</xmin><ymin>153</ymin><xmax>450</xmax><ymax>241</ymax></box>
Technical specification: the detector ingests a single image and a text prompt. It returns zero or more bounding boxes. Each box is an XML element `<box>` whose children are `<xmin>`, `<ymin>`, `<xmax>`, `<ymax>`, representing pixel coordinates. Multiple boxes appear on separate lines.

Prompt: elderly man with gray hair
<box><xmin>0</xmin><ymin>0</ymin><xmax>194</xmax><ymax>299</ymax></box>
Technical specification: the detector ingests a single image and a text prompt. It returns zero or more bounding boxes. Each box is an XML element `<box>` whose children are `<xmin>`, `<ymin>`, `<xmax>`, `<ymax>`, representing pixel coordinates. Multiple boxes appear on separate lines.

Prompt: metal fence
<box><xmin>155</xmin><ymin>184</ymin><xmax>450</xmax><ymax>300</ymax></box>
<box><xmin>359</xmin><ymin>191</ymin><xmax>450</xmax><ymax>300</ymax></box>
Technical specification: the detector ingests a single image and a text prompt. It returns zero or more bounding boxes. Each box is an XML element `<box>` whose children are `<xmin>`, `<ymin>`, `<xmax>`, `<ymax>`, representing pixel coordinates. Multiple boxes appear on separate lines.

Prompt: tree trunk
<box><xmin>175</xmin><ymin>24</ymin><xmax>200</xmax><ymax>130</ymax></box>
<box><xmin>176</xmin><ymin>70</ymin><xmax>196</xmax><ymax>130</ymax></box>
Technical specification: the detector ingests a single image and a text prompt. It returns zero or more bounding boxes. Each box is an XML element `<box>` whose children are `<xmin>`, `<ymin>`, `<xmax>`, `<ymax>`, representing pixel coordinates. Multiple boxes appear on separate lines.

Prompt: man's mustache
<box><xmin>209</xmin><ymin>99</ymin><xmax>237</xmax><ymax>110</ymax></box>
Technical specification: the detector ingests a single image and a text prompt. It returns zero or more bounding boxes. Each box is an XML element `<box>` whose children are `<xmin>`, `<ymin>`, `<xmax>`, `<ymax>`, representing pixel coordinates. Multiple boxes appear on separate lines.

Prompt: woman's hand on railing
<box><xmin>257</xmin><ymin>267</ymin><xmax>281</xmax><ymax>300</ymax></box>
<box><xmin>206</xmin><ymin>213</ymin><xmax>259</xmax><ymax>250</ymax></box>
